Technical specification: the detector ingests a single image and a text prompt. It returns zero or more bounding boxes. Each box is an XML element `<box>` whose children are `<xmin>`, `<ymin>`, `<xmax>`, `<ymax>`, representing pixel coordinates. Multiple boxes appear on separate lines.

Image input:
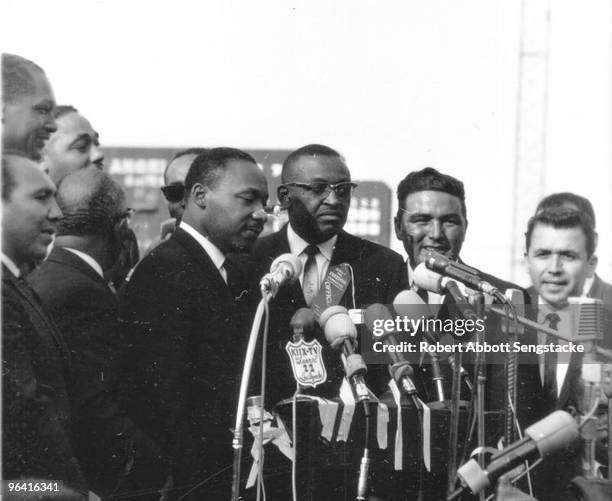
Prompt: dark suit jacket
<box><xmin>250</xmin><ymin>226</ymin><xmax>408</xmax><ymax>405</ymax></box>
<box><xmin>28</xmin><ymin>247</ymin><xmax>165</xmax><ymax>498</ymax></box>
<box><xmin>118</xmin><ymin>228</ymin><xmax>254</xmax><ymax>500</ymax></box>
<box><xmin>2</xmin><ymin>264</ymin><xmax>87</xmax><ymax>496</ymax></box>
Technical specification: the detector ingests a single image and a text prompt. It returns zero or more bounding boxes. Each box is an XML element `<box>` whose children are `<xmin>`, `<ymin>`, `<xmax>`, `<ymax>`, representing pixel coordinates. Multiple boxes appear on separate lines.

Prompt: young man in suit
<box><xmin>2</xmin><ymin>53</ymin><xmax>57</xmax><ymax>162</ymax></box>
<box><xmin>1</xmin><ymin>154</ymin><xmax>89</xmax><ymax>498</ymax></box>
<box><xmin>119</xmin><ymin>147</ymin><xmax>268</xmax><ymax>500</ymax></box>
<box><xmin>524</xmin><ymin>209</ymin><xmax>597</xmax><ymax>500</ymax></box>
<box><xmin>28</xmin><ymin>168</ymin><xmax>165</xmax><ymax>499</ymax></box>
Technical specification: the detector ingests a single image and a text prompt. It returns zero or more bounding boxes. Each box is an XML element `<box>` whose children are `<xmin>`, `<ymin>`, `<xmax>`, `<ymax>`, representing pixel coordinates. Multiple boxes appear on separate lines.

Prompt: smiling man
<box><xmin>120</xmin><ymin>147</ymin><xmax>268</xmax><ymax>499</ymax></box>
<box><xmin>43</xmin><ymin>105</ymin><xmax>104</xmax><ymax>183</ymax></box>
<box><xmin>2</xmin><ymin>53</ymin><xmax>57</xmax><ymax>161</ymax></box>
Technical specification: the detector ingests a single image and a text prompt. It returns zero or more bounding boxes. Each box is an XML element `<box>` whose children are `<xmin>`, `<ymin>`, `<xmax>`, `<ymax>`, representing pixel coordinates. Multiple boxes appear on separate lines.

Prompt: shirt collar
<box><xmin>1</xmin><ymin>253</ymin><xmax>21</xmax><ymax>277</ymax></box>
<box><xmin>287</xmin><ymin>223</ymin><xmax>337</xmax><ymax>261</ymax></box>
<box><xmin>63</xmin><ymin>248</ymin><xmax>104</xmax><ymax>279</ymax></box>
<box><xmin>179</xmin><ymin>221</ymin><xmax>226</xmax><ymax>272</ymax></box>
<box><xmin>582</xmin><ymin>275</ymin><xmax>594</xmax><ymax>297</ymax></box>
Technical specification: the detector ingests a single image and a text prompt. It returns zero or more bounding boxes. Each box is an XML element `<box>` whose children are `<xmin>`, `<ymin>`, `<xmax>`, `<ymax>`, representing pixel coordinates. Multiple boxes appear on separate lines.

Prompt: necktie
<box><xmin>543</xmin><ymin>312</ymin><xmax>560</xmax><ymax>398</ymax></box>
<box><xmin>302</xmin><ymin>245</ymin><xmax>320</xmax><ymax>306</ymax></box>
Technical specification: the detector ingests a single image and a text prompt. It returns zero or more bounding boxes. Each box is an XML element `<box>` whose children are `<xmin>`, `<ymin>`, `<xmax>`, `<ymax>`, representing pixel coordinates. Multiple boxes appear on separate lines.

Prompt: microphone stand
<box><xmin>472</xmin><ymin>293</ymin><xmax>486</xmax><ymax>501</ymax></box>
<box><xmin>231</xmin><ymin>293</ymin><xmax>271</xmax><ymax>501</ymax></box>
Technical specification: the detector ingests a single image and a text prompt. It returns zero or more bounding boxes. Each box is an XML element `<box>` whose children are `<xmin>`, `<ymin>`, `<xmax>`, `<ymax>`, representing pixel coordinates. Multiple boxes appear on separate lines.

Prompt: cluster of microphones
<box><xmin>255</xmin><ymin>249</ymin><xmax>605</xmax><ymax>499</ymax></box>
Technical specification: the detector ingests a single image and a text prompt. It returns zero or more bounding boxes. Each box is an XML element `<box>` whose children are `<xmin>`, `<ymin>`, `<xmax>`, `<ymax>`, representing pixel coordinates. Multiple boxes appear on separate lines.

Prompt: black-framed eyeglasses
<box><xmin>160</xmin><ymin>184</ymin><xmax>185</xmax><ymax>203</ymax></box>
<box><xmin>283</xmin><ymin>181</ymin><xmax>357</xmax><ymax>198</ymax></box>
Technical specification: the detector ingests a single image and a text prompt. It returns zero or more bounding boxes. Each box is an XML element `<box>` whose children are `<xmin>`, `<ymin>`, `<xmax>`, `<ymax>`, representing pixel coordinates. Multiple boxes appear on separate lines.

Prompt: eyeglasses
<box><xmin>160</xmin><ymin>184</ymin><xmax>185</xmax><ymax>203</ymax></box>
<box><xmin>283</xmin><ymin>181</ymin><xmax>357</xmax><ymax>198</ymax></box>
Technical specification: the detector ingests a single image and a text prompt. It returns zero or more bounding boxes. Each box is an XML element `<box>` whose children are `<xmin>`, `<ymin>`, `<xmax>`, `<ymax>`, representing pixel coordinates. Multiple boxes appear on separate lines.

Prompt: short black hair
<box><xmin>396</xmin><ymin>167</ymin><xmax>467</xmax><ymax>218</ymax></box>
<box><xmin>184</xmin><ymin>147</ymin><xmax>257</xmax><ymax>195</ymax></box>
<box><xmin>2</xmin><ymin>53</ymin><xmax>45</xmax><ymax>104</ymax></box>
<box><xmin>536</xmin><ymin>192</ymin><xmax>596</xmax><ymax>227</ymax></box>
<box><xmin>56</xmin><ymin>168</ymin><xmax>125</xmax><ymax>237</ymax></box>
<box><xmin>281</xmin><ymin>144</ymin><xmax>344</xmax><ymax>183</ymax></box>
<box><xmin>525</xmin><ymin>209</ymin><xmax>596</xmax><ymax>257</ymax></box>
<box><xmin>163</xmin><ymin>147</ymin><xmax>209</xmax><ymax>182</ymax></box>
<box><xmin>53</xmin><ymin>104</ymin><xmax>78</xmax><ymax>120</ymax></box>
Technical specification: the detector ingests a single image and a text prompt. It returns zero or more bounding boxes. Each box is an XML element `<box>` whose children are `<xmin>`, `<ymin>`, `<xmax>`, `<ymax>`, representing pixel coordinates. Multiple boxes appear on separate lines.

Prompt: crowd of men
<box><xmin>2</xmin><ymin>52</ymin><xmax>612</xmax><ymax>501</ymax></box>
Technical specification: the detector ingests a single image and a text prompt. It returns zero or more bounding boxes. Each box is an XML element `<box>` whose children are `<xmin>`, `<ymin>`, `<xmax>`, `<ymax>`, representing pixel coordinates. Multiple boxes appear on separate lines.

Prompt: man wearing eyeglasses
<box><xmin>252</xmin><ymin>143</ymin><xmax>406</xmax><ymax>403</ymax></box>
<box><xmin>29</xmin><ymin>168</ymin><xmax>165</xmax><ymax>498</ymax></box>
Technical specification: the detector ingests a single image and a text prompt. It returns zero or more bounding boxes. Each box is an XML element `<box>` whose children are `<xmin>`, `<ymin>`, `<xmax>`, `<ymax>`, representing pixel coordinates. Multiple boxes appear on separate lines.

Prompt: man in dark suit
<box><xmin>394</xmin><ymin>167</ymin><xmax>537</xmax><ymax>413</ymax></box>
<box><xmin>524</xmin><ymin>209</ymin><xmax>597</xmax><ymax>501</ymax></box>
<box><xmin>28</xmin><ymin>168</ymin><xmax>165</xmax><ymax>499</ymax></box>
<box><xmin>1</xmin><ymin>154</ymin><xmax>88</xmax><ymax>498</ymax></box>
<box><xmin>535</xmin><ymin>191</ymin><xmax>612</xmax><ymax>347</ymax></box>
<box><xmin>252</xmin><ymin>144</ymin><xmax>407</xmax><ymax>405</ymax></box>
<box><xmin>119</xmin><ymin>147</ymin><xmax>268</xmax><ymax>500</ymax></box>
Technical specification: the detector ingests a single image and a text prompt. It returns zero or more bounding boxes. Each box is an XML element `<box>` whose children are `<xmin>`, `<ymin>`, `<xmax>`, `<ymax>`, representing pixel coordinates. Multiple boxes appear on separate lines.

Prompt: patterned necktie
<box><xmin>543</xmin><ymin>312</ymin><xmax>560</xmax><ymax>397</ymax></box>
<box><xmin>302</xmin><ymin>245</ymin><xmax>320</xmax><ymax>306</ymax></box>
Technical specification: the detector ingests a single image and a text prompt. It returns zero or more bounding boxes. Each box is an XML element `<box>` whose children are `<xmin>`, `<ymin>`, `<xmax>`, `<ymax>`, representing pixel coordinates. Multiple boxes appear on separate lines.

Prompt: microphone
<box><xmin>290</xmin><ymin>307</ymin><xmax>316</xmax><ymax>342</ymax></box>
<box><xmin>393</xmin><ymin>290</ymin><xmax>474</xmax><ymax>396</ymax></box>
<box><xmin>260</xmin><ymin>253</ymin><xmax>303</xmax><ymax>296</ymax></box>
<box><xmin>318</xmin><ymin>305</ymin><xmax>370</xmax><ymax>402</ymax></box>
<box><xmin>413</xmin><ymin>264</ymin><xmax>480</xmax><ymax>321</ymax></box>
<box><xmin>454</xmin><ymin>410</ymin><xmax>579</xmax><ymax>496</ymax></box>
<box><xmin>363</xmin><ymin>303</ymin><xmax>418</xmax><ymax>395</ymax></box>
<box><xmin>422</xmin><ymin>250</ymin><xmax>501</xmax><ymax>298</ymax></box>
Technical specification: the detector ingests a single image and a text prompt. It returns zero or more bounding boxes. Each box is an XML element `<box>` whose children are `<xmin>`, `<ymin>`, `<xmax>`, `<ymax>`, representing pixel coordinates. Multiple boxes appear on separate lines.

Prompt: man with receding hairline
<box><xmin>1</xmin><ymin>154</ymin><xmax>89</xmax><ymax>498</ymax></box>
<box><xmin>120</xmin><ymin>147</ymin><xmax>268</xmax><ymax>499</ymax></box>
<box><xmin>2</xmin><ymin>53</ymin><xmax>57</xmax><ymax>161</ymax></box>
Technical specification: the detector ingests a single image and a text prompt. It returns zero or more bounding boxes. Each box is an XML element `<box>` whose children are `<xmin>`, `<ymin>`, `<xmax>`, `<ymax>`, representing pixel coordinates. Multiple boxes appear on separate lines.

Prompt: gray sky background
<box><xmin>3</xmin><ymin>0</ymin><xmax>611</xmax><ymax>283</ymax></box>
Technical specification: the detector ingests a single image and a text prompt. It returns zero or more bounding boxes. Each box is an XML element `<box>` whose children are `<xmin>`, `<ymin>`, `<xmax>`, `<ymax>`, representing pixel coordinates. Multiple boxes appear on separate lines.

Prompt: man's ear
<box><xmin>393</xmin><ymin>214</ymin><xmax>403</xmax><ymax>241</ymax></box>
<box><xmin>586</xmin><ymin>254</ymin><xmax>598</xmax><ymax>279</ymax></box>
<box><xmin>191</xmin><ymin>183</ymin><xmax>208</xmax><ymax>209</ymax></box>
<box><xmin>277</xmin><ymin>185</ymin><xmax>290</xmax><ymax>210</ymax></box>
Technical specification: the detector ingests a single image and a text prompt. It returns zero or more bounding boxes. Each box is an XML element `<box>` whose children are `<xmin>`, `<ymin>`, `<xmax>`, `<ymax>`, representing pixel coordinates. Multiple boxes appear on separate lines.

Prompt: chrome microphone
<box><xmin>260</xmin><ymin>253</ymin><xmax>302</xmax><ymax>296</ymax></box>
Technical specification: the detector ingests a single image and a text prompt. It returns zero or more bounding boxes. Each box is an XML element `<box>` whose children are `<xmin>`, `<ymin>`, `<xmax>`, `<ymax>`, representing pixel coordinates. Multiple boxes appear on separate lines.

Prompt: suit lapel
<box><xmin>173</xmin><ymin>228</ymin><xmax>232</xmax><ymax>298</ymax></box>
<box><xmin>2</xmin><ymin>265</ymin><xmax>71</xmax><ymax>362</ymax></box>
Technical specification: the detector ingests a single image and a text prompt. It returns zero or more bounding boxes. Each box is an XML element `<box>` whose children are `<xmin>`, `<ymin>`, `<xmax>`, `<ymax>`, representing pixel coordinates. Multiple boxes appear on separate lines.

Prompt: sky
<box><xmin>3</xmin><ymin>0</ymin><xmax>611</xmax><ymax>283</ymax></box>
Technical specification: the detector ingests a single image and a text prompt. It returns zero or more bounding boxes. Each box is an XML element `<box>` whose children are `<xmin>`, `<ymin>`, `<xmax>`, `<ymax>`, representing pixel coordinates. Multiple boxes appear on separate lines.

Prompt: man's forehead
<box><xmin>530</xmin><ymin>223</ymin><xmax>587</xmax><ymax>251</ymax></box>
<box><xmin>403</xmin><ymin>190</ymin><xmax>464</xmax><ymax>213</ymax></box>
<box><xmin>224</xmin><ymin>159</ymin><xmax>267</xmax><ymax>189</ymax></box>
<box><xmin>9</xmin><ymin>156</ymin><xmax>55</xmax><ymax>192</ymax></box>
<box><xmin>288</xmin><ymin>154</ymin><xmax>350</xmax><ymax>182</ymax></box>
<box><xmin>56</xmin><ymin>112</ymin><xmax>96</xmax><ymax>136</ymax></box>
<box><xmin>29</xmin><ymin>69</ymin><xmax>55</xmax><ymax>103</ymax></box>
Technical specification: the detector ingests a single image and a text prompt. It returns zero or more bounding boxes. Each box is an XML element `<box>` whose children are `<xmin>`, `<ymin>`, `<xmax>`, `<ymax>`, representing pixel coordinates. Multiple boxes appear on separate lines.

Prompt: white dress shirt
<box><xmin>64</xmin><ymin>248</ymin><xmax>104</xmax><ymax>279</ymax></box>
<box><xmin>286</xmin><ymin>223</ymin><xmax>337</xmax><ymax>287</ymax></box>
<box><xmin>179</xmin><ymin>221</ymin><xmax>228</xmax><ymax>283</ymax></box>
<box><xmin>1</xmin><ymin>252</ymin><xmax>21</xmax><ymax>278</ymax></box>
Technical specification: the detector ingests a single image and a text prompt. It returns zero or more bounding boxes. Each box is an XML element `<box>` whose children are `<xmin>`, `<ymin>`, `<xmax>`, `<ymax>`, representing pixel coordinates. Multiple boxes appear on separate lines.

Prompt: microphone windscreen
<box><xmin>290</xmin><ymin>307</ymin><xmax>316</xmax><ymax>336</ymax></box>
<box><xmin>524</xmin><ymin>410</ymin><xmax>579</xmax><ymax>457</ymax></box>
<box><xmin>363</xmin><ymin>303</ymin><xmax>393</xmax><ymax>334</ymax></box>
<box><xmin>568</xmin><ymin>297</ymin><xmax>603</xmax><ymax>341</ymax></box>
<box><xmin>319</xmin><ymin>306</ymin><xmax>357</xmax><ymax>347</ymax></box>
<box><xmin>413</xmin><ymin>263</ymin><xmax>444</xmax><ymax>293</ymax></box>
<box><xmin>393</xmin><ymin>289</ymin><xmax>434</xmax><ymax>319</ymax></box>
<box><xmin>270</xmin><ymin>253</ymin><xmax>303</xmax><ymax>278</ymax></box>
